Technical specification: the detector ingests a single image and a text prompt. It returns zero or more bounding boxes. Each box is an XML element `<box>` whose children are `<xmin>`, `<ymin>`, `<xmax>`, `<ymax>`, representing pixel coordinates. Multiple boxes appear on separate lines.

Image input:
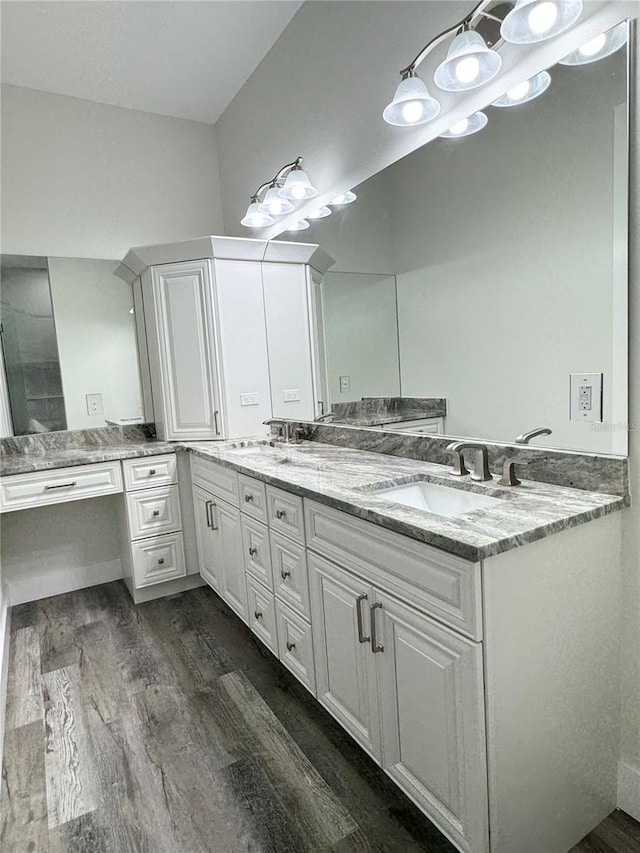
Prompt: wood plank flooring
<box><xmin>1</xmin><ymin>581</ymin><xmax>639</xmax><ymax>852</ymax></box>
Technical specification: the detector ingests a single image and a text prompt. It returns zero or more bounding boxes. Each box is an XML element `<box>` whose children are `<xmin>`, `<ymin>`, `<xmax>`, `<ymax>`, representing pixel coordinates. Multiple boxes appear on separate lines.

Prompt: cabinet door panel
<box><xmin>215</xmin><ymin>499</ymin><xmax>248</xmax><ymax>623</ymax></box>
<box><xmin>308</xmin><ymin>553</ymin><xmax>381</xmax><ymax>761</ymax></box>
<box><xmin>375</xmin><ymin>591</ymin><xmax>488</xmax><ymax>853</ymax></box>
<box><xmin>192</xmin><ymin>485</ymin><xmax>220</xmax><ymax>592</ymax></box>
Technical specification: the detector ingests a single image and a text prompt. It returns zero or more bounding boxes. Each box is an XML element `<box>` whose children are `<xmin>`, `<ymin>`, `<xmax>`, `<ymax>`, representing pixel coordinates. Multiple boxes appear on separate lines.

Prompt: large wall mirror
<box><xmin>286</xmin><ymin>31</ymin><xmax>629</xmax><ymax>456</ymax></box>
<box><xmin>0</xmin><ymin>255</ymin><xmax>149</xmax><ymax>436</ymax></box>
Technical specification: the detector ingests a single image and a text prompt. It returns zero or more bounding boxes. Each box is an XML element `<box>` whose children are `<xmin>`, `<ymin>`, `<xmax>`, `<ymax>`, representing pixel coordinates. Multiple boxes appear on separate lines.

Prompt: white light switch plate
<box><xmin>240</xmin><ymin>392</ymin><xmax>259</xmax><ymax>406</ymax></box>
<box><xmin>570</xmin><ymin>373</ymin><xmax>603</xmax><ymax>422</ymax></box>
<box><xmin>283</xmin><ymin>389</ymin><xmax>300</xmax><ymax>402</ymax></box>
<box><xmin>86</xmin><ymin>393</ymin><xmax>103</xmax><ymax>416</ymax></box>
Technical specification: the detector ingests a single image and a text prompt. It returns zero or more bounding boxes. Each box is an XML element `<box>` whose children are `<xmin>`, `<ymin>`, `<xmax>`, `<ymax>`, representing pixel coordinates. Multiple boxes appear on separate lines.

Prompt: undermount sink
<box><xmin>371</xmin><ymin>480</ymin><xmax>503</xmax><ymax>518</ymax></box>
<box><xmin>229</xmin><ymin>445</ymin><xmax>274</xmax><ymax>456</ymax></box>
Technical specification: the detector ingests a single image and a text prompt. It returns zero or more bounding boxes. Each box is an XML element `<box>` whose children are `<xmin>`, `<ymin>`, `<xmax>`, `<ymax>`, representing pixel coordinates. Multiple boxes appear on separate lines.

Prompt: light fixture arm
<box><xmin>399</xmin><ymin>0</ymin><xmax>507</xmax><ymax>76</ymax></box>
<box><xmin>249</xmin><ymin>157</ymin><xmax>304</xmax><ymax>202</ymax></box>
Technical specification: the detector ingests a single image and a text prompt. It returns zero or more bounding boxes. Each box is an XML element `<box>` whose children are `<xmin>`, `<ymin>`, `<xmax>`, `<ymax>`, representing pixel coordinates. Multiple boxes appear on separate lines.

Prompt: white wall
<box><xmin>48</xmin><ymin>258</ymin><xmax>144</xmax><ymax>428</ymax></box>
<box><xmin>1</xmin><ymin>84</ymin><xmax>223</xmax><ymax>260</ymax></box>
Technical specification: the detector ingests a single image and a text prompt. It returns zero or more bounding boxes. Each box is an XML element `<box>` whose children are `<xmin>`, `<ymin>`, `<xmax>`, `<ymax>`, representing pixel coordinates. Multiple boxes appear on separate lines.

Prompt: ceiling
<box><xmin>0</xmin><ymin>1</ymin><xmax>303</xmax><ymax>124</ymax></box>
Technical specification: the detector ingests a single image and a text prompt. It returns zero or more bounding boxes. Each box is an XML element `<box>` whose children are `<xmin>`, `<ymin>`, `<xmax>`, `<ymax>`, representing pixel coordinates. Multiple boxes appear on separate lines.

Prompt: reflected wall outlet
<box><xmin>339</xmin><ymin>375</ymin><xmax>351</xmax><ymax>393</ymax></box>
<box><xmin>570</xmin><ymin>373</ymin><xmax>603</xmax><ymax>422</ymax></box>
<box><xmin>86</xmin><ymin>393</ymin><xmax>103</xmax><ymax>416</ymax></box>
<box><xmin>240</xmin><ymin>392</ymin><xmax>259</xmax><ymax>406</ymax></box>
<box><xmin>283</xmin><ymin>389</ymin><xmax>300</xmax><ymax>402</ymax></box>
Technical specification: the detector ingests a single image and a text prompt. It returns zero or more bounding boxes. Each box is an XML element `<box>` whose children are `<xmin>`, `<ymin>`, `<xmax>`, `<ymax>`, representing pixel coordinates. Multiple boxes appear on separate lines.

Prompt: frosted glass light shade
<box><xmin>501</xmin><ymin>0</ymin><xmax>583</xmax><ymax>44</ymax></box>
<box><xmin>288</xmin><ymin>219</ymin><xmax>310</xmax><ymax>231</ymax></box>
<box><xmin>330</xmin><ymin>191</ymin><xmax>357</xmax><ymax>205</ymax></box>
<box><xmin>241</xmin><ymin>202</ymin><xmax>275</xmax><ymax>228</ymax></box>
<box><xmin>257</xmin><ymin>186</ymin><xmax>295</xmax><ymax>215</ymax></box>
<box><xmin>278</xmin><ymin>168</ymin><xmax>318</xmax><ymax>200</ymax></box>
<box><xmin>434</xmin><ymin>30</ymin><xmax>502</xmax><ymax>92</ymax></box>
<box><xmin>307</xmin><ymin>206</ymin><xmax>331</xmax><ymax>220</ymax></box>
<box><xmin>559</xmin><ymin>20</ymin><xmax>627</xmax><ymax>65</ymax></box>
<box><xmin>440</xmin><ymin>111</ymin><xmax>488</xmax><ymax>138</ymax></box>
<box><xmin>383</xmin><ymin>75</ymin><xmax>441</xmax><ymax>127</ymax></box>
<box><xmin>491</xmin><ymin>70</ymin><xmax>551</xmax><ymax>107</ymax></box>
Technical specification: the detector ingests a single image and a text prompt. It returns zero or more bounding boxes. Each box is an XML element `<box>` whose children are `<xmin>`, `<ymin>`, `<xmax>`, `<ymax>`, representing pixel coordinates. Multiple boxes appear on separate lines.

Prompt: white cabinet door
<box><xmin>144</xmin><ymin>261</ymin><xmax>222</xmax><ymax>441</ymax></box>
<box><xmin>213</xmin><ymin>498</ymin><xmax>248</xmax><ymax>623</ymax></box>
<box><xmin>192</xmin><ymin>485</ymin><xmax>220</xmax><ymax>592</ymax></box>
<box><xmin>308</xmin><ymin>553</ymin><xmax>381</xmax><ymax>761</ymax></box>
<box><xmin>374</xmin><ymin>590</ymin><xmax>489</xmax><ymax>853</ymax></box>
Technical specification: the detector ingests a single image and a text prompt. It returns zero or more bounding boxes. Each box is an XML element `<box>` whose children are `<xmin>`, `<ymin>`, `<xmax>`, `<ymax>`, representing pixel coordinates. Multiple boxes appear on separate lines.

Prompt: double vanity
<box><xmin>0</xmin><ymin>426</ymin><xmax>625</xmax><ymax>853</ymax></box>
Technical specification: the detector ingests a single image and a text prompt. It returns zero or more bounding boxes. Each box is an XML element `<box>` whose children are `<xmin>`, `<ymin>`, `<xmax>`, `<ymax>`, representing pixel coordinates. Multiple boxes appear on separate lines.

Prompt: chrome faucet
<box><xmin>498</xmin><ymin>457</ymin><xmax>530</xmax><ymax>487</ymax></box>
<box><xmin>516</xmin><ymin>427</ymin><xmax>552</xmax><ymax>445</ymax></box>
<box><xmin>446</xmin><ymin>441</ymin><xmax>492</xmax><ymax>482</ymax></box>
<box><xmin>314</xmin><ymin>412</ymin><xmax>335</xmax><ymax>423</ymax></box>
<box><xmin>264</xmin><ymin>418</ymin><xmax>289</xmax><ymax>442</ymax></box>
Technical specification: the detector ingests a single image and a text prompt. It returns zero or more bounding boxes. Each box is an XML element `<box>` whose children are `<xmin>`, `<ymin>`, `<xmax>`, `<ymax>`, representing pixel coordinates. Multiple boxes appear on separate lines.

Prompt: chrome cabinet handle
<box><xmin>245</xmin><ymin>494</ymin><xmax>254</xmax><ymax>503</ymax></box>
<box><xmin>276</xmin><ymin>509</ymin><xmax>286</xmax><ymax>520</ymax></box>
<box><xmin>206</xmin><ymin>500</ymin><xmax>218</xmax><ymax>530</ymax></box>
<box><xmin>249</xmin><ymin>546</ymin><xmax>258</xmax><ymax>557</ymax></box>
<box><xmin>214</xmin><ymin>410</ymin><xmax>220</xmax><ymax>436</ymax></box>
<box><xmin>149</xmin><ymin>469</ymin><xmax>156</xmax><ymax>476</ymax></box>
<box><xmin>152</xmin><ymin>510</ymin><xmax>160</xmax><ymax>517</ymax></box>
<box><xmin>158</xmin><ymin>557</ymin><xmax>165</xmax><ymax>565</ymax></box>
<box><xmin>280</xmin><ymin>569</ymin><xmax>291</xmax><ymax>580</ymax></box>
<box><xmin>286</xmin><ymin>641</ymin><xmax>296</xmax><ymax>652</ymax></box>
<box><xmin>254</xmin><ymin>610</ymin><xmax>263</xmax><ymax>620</ymax></box>
<box><xmin>356</xmin><ymin>594</ymin><xmax>370</xmax><ymax>644</ymax></box>
<box><xmin>205</xmin><ymin>500</ymin><xmax>212</xmax><ymax>528</ymax></box>
<box><xmin>370</xmin><ymin>602</ymin><xmax>384</xmax><ymax>653</ymax></box>
<box><xmin>44</xmin><ymin>482</ymin><xmax>77</xmax><ymax>490</ymax></box>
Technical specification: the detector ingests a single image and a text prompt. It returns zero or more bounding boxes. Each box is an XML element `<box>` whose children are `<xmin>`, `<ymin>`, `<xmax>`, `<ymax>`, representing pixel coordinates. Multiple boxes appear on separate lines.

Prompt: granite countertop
<box><xmin>333</xmin><ymin>411</ymin><xmax>443</xmax><ymax>427</ymax></box>
<box><xmin>184</xmin><ymin>439</ymin><xmax>625</xmax><ymax>562</ymax></box>
<box><xmin>0</xmin><ymin>441</ymin><xmax>177</xmax><ymax>476</ymax></box>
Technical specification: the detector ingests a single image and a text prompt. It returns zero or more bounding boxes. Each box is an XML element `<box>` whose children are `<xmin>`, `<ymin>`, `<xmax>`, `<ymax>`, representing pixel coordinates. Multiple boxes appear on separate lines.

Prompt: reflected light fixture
<box><xmin>440</xmin><ymin>111</ymin><xmax>488</xmax><ymax>138</ymax></box>
<box><xmin>434</xmin><ymin>28</ymin><xmax>502</xmax><ymax>92</ymax></box>
<box><xmin>307</xmin><ymin>206</ymin><xmax>332</xmax><ymax>220</ymax></box>
<box><xmin>330</xmin><ymin>191</ymin><xmax>357</xmax><ymax>205</ymax></box>
<box><xmin>559</xmin><ymin>20</ymin><xmax>627</xmax><ymax>65</ymax></box>
<box><xmin>241</xmin><ymin>199</ymin><xmax>275</xmax><ymax>228</ymax></box>
<box><xmin>491</xmin><ymin>69</ymin><xmax>551</xmax><ymax>106</ymax></box>
<box><xmin>288</xmin><ymin>219</ymin><xmax>310</xmax><ymax>231</ymax></box>
<box><xmin>241</xmin><ymin>157</ymin><xmax>318</xmax><ymax>228</ymax></box>
<box><xmin>257</xmin><ymin>185</ymin><xmax>295</xmax><ymax>215</ymax></box>
<box><xmin>383</xmin><ymin>72</ymin><xmax>441</xmax><ymax>127</ymax></box>
<box><xmin>501</xmin><ymin>0</ymin><xmax>583</xmax><ymax>44</ymax></box>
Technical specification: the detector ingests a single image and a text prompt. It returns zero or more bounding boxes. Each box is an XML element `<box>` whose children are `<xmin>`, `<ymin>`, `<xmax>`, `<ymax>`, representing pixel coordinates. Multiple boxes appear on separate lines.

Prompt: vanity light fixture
<box><xmin>307</xmin><ymin>206</ymin><xmax>332</xmax><ymax>220</ymax></box>
<box><xmin>241</xmin><ymin>157</ymin><xmax>319</xmax><ymax>228</ymax></box>
<box><xmin>559</xmin><ymin>20</ymin><xmax>627</xmax><ymax>65</ymax></box>
<box><xmin>434</xmin><ymin>28</ymin><xmax>502</xmax><ymax>92</ymax></box>
<box><xmin>383</xmin><ymin>72</ymin><xmax>441</xmax><ymax>127</ymax></box>
<box><xmin>491</xmin><ymin>69</ymin><xmax>551</xmax><ymax>106</ymax></box>
<box><xmin>287</xmin><ymin>219</ymin><xmax>310</xmax><ymax>231</ymax></box>
<box><xmin>440</xmin><ymin>111</ymin><xmax>488</xmax><ymax>138</ymax></box>
<box><xmin>501</xmin><ymin>0</ymin><xmax>583</xmax><ymax>44</ymax></box>
<box><xmin>330</xmin><ymin>190</ymin><xmax>357</xmax><ymax>205</ymax></box>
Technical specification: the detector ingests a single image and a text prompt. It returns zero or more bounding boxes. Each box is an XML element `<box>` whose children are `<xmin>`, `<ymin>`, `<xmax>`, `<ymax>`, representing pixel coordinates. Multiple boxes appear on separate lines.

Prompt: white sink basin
<box><xmin>372</xmin><ymin>481</ymin><xmax>503</xmax><ymax>518</ymax></box>
<box><xmin>229</xmin><ymin>445</ymin><xmax>273</xmax><ymax>456</ymax></box>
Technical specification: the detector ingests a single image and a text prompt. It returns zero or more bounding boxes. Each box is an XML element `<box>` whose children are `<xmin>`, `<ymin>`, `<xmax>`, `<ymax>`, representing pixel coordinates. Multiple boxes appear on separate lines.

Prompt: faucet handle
<box><xmin>498</xmin><ymin>457</ymin><xmax>530</xmax><ymax>487</ymax></box>
<box><xmin>446</xmin><ymin>444</ymin><xmax>470</xmax><ymax>477</ymax></box>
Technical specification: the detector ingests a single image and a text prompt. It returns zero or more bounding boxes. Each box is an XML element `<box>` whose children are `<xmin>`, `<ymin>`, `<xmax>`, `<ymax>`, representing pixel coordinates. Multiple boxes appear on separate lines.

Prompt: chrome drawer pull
<box><xmin>249</xmin><ymin>547</ymin><xmax>258</xmax><ymax>557</ymax></box>
<box><xmin>158</xmin><ymin>558</ymin><xmax>165</xmax><ymax>565</ymax></box>
<box><xmin>254</xmin><ymin>610</ymin><xmax>263</xmax><ymax>620</ymax></box>
<box><xmin>245</xmin><ymin>494</ymin><xmax>254</xmax><ymax>503</ymax></box>
<box><xmin>276</xmin><ymin>509</ymin><xmax>286</xmax><ymax>519</ymax></box>
<box><xmin>370</xmin><ymin>602</ymin><xmax>384</xmax><ymax>653</ymax></box>
<box><xmin>286</xmin><ymin>641</ymin><xmax>296</xmax><ymax>652</ymax></box>
<box><xmin>356</xmin><ymin>594</ymin><xmax>370</xmax><ymax>644</ymax></box>
<box><xmin>44</xmin><ymin>482</ymin><xmax>77</xmax><ymax>490</ymax></box>
<box><xmin>149</xmin><ymin>469</ymin><xmax>156</xmax><ymax>476</ymax></box>
<box><xmin>152</xmin><ymin>510</ymin><xmax>160</xmax><ymax>517</ymax></box>
<box><xmin>281</xmin><ymin>569</ymin><xmax>291</xmax><ymax>580</ymax></box>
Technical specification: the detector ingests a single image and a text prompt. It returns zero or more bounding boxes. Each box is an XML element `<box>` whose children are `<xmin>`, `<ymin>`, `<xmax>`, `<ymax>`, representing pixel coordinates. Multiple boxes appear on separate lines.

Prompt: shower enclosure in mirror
<box><xmin>286</xmin><ymin>30</ymin><xmax>629</xmax><ymax>455</ymax></box>
<box><xmin>0</xmin><ymin>255</ymin><xmax>148</xmax><ymax>437</ymax></box>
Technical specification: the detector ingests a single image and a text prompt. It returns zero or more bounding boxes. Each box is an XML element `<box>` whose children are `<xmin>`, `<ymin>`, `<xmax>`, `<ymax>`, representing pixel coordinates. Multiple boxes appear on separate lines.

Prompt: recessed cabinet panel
<box><xmin>131</xmin><ymin>532</ymin><xmax>186</xmax><ymax>588</ymax></box>
<box><xmin>246</xmin><ymin>575</ymin><xmax>278</xmax><ymax>655</ymax></box>
<box><xmin>271</xmin><ymin>531</ymin><xmax>310</xmax><ymax>619</ymax></box>
<box><xmin>241</xmin><ymin>516</ymin><xmax>273</xmax><ymax>589</ymax></box>
<box><xmin>192</xmin><ymin>484</ymin><xmax>220</xmax><ymax>592</ymax></box>
<box><xmin>214</xmin><ymin>498</ymin><xmax>248</xmax><ymax>623</ymax></box>
<box><xmin>267</xmin><ymin>486</ymin><xmax>305</xmax><ymax>544</ymax></box>
<box><xmin>275</xmin><ymin>599</ymin><xmax>316</xmax><ymax>694</ymax></box>
<box><xmin>126</xmin><ymin>485</ymin><xmax>182</xmax><ymax>539</ymax></box>
<box><xmin>0</xmin><ymin>461</ymin><xmax>122</xmax><ymax>513</ymax></box>
<box><xmin>238</xmin><ymin>474</ymin><xmax>268</xmax><ymax>523</ymax></box>
<box><xmin>375</xmin><ymin>590</ymin><xmax>488</xmax><ymax>853</ymax></box>
<box><xmin>191</xmin><ymin>456</ymin><xmax>239</xmax><ymax>506</ymax></box>
<box><xmin>122</xmin><ymin>454</ymin><xmax>177</xmax><ymax>491</ymax></box>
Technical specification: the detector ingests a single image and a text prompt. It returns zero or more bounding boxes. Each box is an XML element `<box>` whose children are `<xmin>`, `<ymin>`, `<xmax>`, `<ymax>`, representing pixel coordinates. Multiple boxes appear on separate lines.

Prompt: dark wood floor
<box><xmin>1</xmin><ymin>582</ymin><xmax>639</xmax><ymax>853</ymax></box>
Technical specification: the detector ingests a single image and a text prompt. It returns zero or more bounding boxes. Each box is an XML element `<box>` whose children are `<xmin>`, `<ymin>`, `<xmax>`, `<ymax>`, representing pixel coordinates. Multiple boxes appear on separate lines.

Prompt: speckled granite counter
<box><xmin>184</xmin><ymin>439</ymin><xmax>625</xmax><ymax>562</ymax></box>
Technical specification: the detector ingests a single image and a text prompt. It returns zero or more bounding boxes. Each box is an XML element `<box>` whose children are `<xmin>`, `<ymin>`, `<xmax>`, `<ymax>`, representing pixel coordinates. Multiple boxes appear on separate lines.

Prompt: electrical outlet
<box><xmin>86</xmin><ymin>393</ymin><xmax>103</xmax><ymax>416</ymax></box>
<box><xmin>570</xmin><ymin>373</ymin><xmax>603</xmax><ymax>422</ymax></box>
<box><xmin>283</xmin><ymin>389</ymin><xmax>300</xmax><ymax>402</ymax></box>
<box><xmin>240</xmin><ymin>392</ymin><xmax>259</xmax><ymax>406</ymax></box>
<box><xmin>339</xmin><ymin>375</ymin><xmax>351</xmax><ymax>393</ymax></box>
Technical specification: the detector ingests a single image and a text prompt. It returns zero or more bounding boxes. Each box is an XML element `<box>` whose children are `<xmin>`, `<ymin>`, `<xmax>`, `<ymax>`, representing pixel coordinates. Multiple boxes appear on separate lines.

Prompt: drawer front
<box><xmin>271</xmin><ymin>531</ymin><xmax>310</xmax><ymax>619</ymax></box>
<box><xmin>126</xmin><ymin>485</ymin><xmax>182</xmax><ymax>540</ymax></box>
<box><xmin>239</xmin><ymin>474</ymin><xmax>268</xmax><ymax>523</ymax></box>
<box><xmin>275</xmin><ymin>600</ymin><xmax>316</xmax><ymax>695</ymax></box>
<box><xmin>246</xmin><ymin>575</ymin><xmax>278</xmax><ymax>655</ymax></box>
<box><xmin>0</xmin><ymin>461</ymin><xmax>123</xmax><ymax>513</ymax></box>
<box><xmin>122</xmin><ymin>454</ymin><xmax>177</xmax><ymax>491</ymax></box>
<box><xmin>190</xmin><ymin>456</ymin><xmax>239</xmax><ymax>506</ymax></box>
<box><xmin>241</xmin><ymin>516</ymin><xmax>273</xmax><ymax>589</ymax></box>
<box><xmin>131</xmin><ymin>532</ymin><xmax>186</xmax><ymax>588</ymax></box>
<box><xmin>305</xmin><ymin>500</ymin><xmax>482</xmax><ymax>641</ymax></box>
<box><xmin>266</xmin><ymin>486</ymin><xmax>305</xmax><ymax>544</ymax></box>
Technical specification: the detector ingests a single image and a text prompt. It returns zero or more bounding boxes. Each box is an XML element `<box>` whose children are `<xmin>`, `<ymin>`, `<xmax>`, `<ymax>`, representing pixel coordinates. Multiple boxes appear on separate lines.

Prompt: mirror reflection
<box><xmin>288</xmin><ymin>44</ymin><xmax>628</xmax><ymax>455</ymax></box>
<box><xmin>0</xmin><ymin>255</ymin><xmax>146</xmax><ymax>436</ymax></box>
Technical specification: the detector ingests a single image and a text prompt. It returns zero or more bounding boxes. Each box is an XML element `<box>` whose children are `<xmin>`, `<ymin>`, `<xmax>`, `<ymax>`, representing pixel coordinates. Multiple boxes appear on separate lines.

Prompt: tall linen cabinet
<box><xmin>115</xmin><ymin>236</ymin><xmax>334</xmax><ymax>440</ymax></box>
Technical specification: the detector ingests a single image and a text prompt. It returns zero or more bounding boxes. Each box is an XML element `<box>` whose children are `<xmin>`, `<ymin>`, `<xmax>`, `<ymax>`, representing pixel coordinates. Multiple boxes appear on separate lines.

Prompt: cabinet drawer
<box><xmin>246</xmin><ymin>575</ymin><xmax>278</xmax><ymax>655</ymax></box>
<box><xmin>126</xmin><ymin>485</ymin><xmax>182</xmax><ymax>540</ymax></box>
<box><xmin>266</xmin><ymin>486</ymin><xmax>305</xmax><ymax>544</ymax></box>
<box><xmin>239</xmin><ymin>474</ymin><xmax>268</xmax><ymax>523</ymax></box>
<box><xmin>131</xmin><ymin>531</ymin><xmax>186</xmax><ymax>588</ymax></box>
<box><xmin>0</xmin><ymin>461</ymin><xmax>123</xmax><ymax>513</ymax></box>
<box><xmin>305</xmin><ymin>500</ymin><xmax>482</xmax><ymax>641</ymax></box>
<box><xmin>271</xmin><ymin>531</ymin><xmax>310</xmax><ymax>620</ymax></box>
<box><xmin>190</xmin><ymin>456</ymin><xmax>239</xmax><ymax>506</ymax></box>
<box><xmin>275</xmin><ymin>600</ymin><xmax>316</xmax><ymax>695</ymax></box>
<box><xmin>241</xmin><ymin>516</ymin><xmax>273</xmax><ymax>589</ymax></box>
<box><xmin>122</xmin><ymin>454</ymin><xmax>177</xmax><ymax>491</ymax></box>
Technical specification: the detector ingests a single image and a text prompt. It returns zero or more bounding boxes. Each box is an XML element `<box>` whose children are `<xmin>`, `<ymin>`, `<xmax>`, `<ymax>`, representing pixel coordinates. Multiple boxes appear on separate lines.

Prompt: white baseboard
<box><xmin>618</xmin><ymin>759</ymin><xmax>640</xmax><ymax>822</ymax></box>
<box><xmin>8</xmin><ymin>558</ymin><xmax>123</xmax><ymax>606</ymax></box>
